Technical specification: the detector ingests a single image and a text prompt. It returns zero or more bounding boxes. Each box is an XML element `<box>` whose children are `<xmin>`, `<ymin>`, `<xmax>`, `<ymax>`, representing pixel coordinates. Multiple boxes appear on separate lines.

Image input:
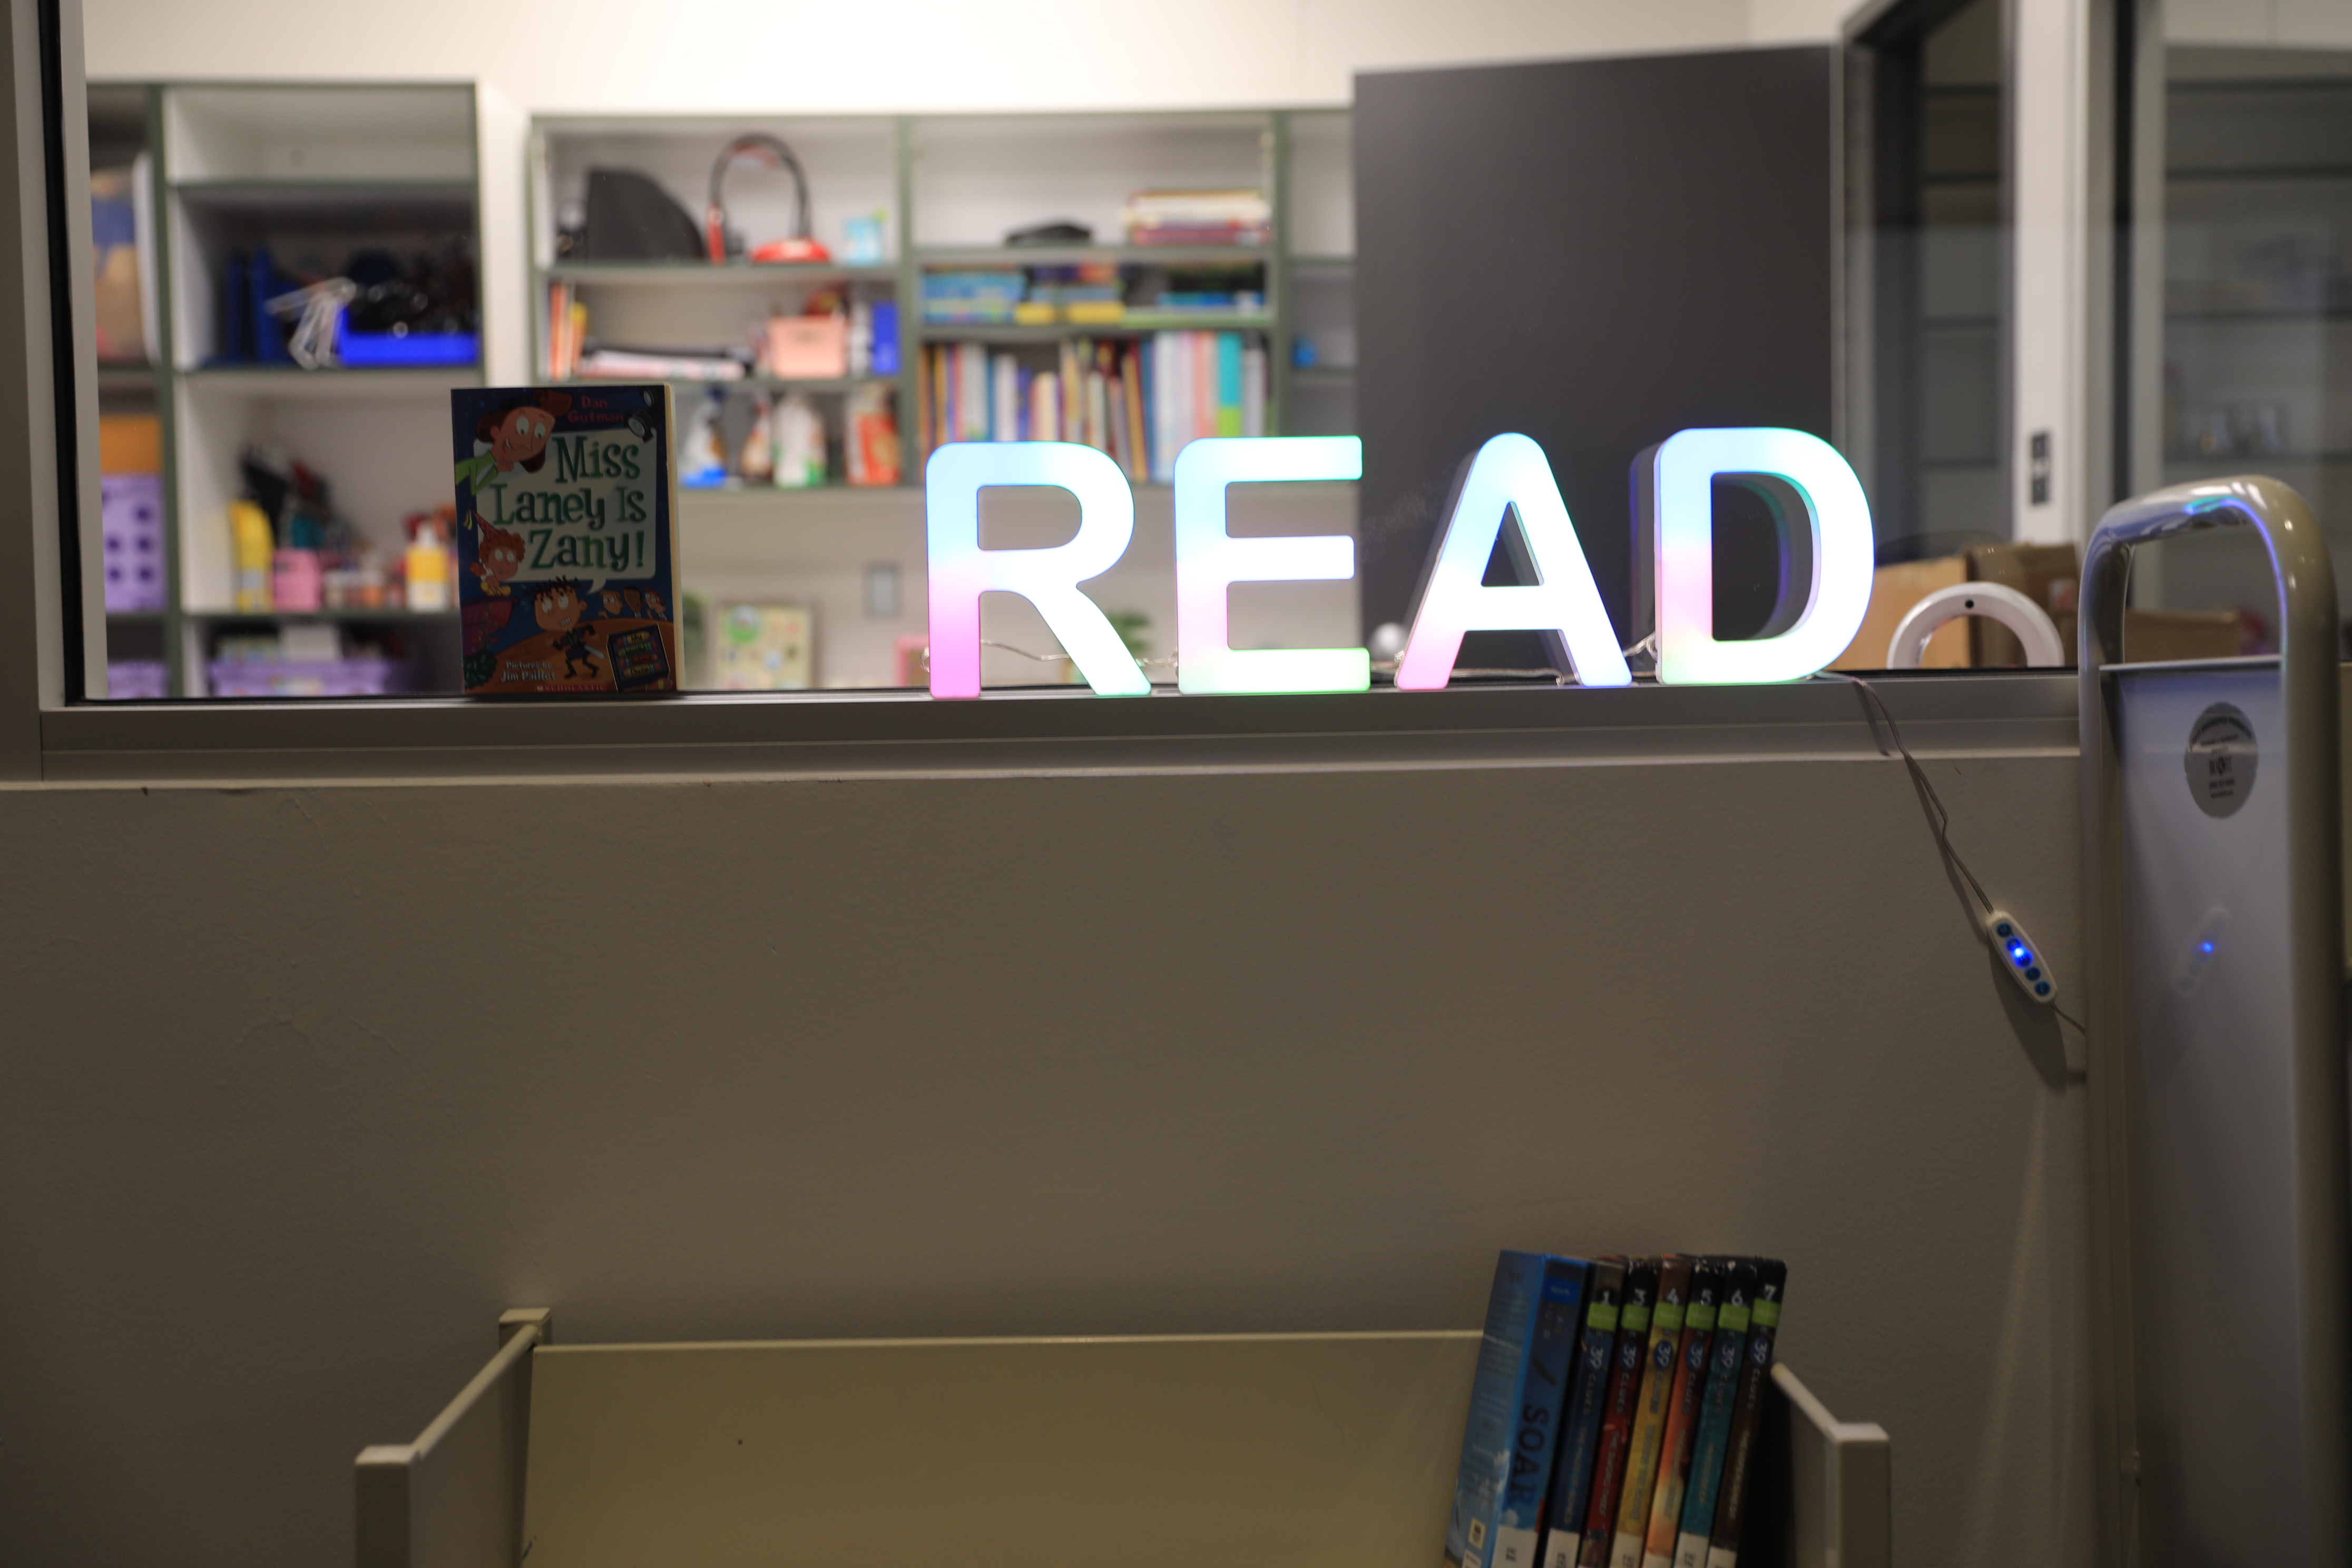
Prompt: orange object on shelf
<box><xmin>97</xmin><ymin>413</ymin><xmax>161</xmax><ymax>475</ymax></box>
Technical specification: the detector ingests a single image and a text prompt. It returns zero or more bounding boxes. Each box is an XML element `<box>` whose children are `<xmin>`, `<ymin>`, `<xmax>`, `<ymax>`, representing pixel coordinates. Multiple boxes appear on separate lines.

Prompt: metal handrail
<box><xmin>2076</xmin><ymin>474</ymin><xmax>2346</xmax><ymax>1568</ymax></box>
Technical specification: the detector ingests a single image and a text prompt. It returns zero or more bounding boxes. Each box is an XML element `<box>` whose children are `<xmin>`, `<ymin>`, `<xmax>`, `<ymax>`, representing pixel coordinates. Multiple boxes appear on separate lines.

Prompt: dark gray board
<box><xmin>1354</xmin><ymin>47</ymin><xmax>1836</xmax><ymax>662</ymax></box>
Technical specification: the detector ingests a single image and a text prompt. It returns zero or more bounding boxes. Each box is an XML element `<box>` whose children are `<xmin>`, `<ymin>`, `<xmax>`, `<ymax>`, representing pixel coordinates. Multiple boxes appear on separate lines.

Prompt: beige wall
<box><xmin>0</xmin><ymin>750</ymin><xmax>2094</xmax><ymax>1566</ymax></box>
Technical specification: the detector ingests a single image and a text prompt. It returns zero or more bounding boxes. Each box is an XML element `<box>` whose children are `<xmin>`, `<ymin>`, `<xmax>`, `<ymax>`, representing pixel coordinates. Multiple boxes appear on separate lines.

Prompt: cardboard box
<box><xmin>1830</xmin><ymin>556</ymin><xmax>1972</xmax><ymax>670</ymax></box>
<box><xmin>1966</xmin><ymin>542</ymin><xmax>2079</xmax><ymax>665</ymax></box>
<box><xmin>2052</xmin><ymin>607</ymin><xmax>2243</xmax><ymax>665</ymax></box>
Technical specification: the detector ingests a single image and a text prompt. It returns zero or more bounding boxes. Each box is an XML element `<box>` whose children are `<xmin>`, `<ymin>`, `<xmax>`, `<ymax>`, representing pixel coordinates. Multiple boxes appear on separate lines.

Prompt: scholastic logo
<box><xmin>924</xmin><ymin>429</ymin><xmax>1873</xmax><ymax>698</ymax></box>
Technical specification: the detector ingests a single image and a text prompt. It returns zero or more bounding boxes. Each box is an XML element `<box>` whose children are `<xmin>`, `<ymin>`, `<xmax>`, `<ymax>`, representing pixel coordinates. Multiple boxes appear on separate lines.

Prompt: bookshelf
<box><xmin>526</xmin><ymin>104</ymin><xmax>1359</xmax><ymax>687</ymax></box>
<box><xmin>527</xmin><ymin>108</ymin><xmax>1355</xmax><ymax>466</ymax></box>
<box><xmin>354</xmin><ymin>1315</ymin><xmax>1890</xmax><ymax>1568</ymax></box>
<box><xmin>89</xmin><ymin>81</ymin><xmax>483</xmax><ymax>698</ymax></box>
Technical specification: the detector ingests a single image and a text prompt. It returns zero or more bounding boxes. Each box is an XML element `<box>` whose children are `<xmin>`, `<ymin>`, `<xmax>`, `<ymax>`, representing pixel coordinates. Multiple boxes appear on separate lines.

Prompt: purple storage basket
<box><xmin>100</xmin><ymin>473</ymin><xmax>164</xmax><ymax>612</ymax></box>
<box><xmin>105</xmin><ymin>659</ymin><xmax>169</xmax><ymax>700</ymax></box>
<box><xmin>206</xmin><ymin>657</ymin><xmax>412</xmax><ymax>699</ymax></box>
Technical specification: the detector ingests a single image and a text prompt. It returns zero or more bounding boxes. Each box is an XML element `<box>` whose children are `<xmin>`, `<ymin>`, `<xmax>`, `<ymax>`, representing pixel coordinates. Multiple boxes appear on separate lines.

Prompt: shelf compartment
<box><xmin>920</xmin><ymin>316</ymin><xmax>1271</xmax><ymax>342</ymax></box>
<box><xmin>182</xmin><ymin>606</ymin><xmax>460</xmax><ymax>622</ymax></box>
<box><xmin>357</xmin><ymin>1317</ymin><xmax>1888</xmax><ymax>1568</ymax></box>
<box><xmin>556</xmin><ymin>375</ymin><xmax>897</xmax><ymax>396</ymax></box>
<box><xmin>544</xmin><ymin>261</ymin><xmax>898</xmax><ymax>287</ymax></box>
<box><xmin>179</xmin><ymin>366</ymin><xmax>483</xmax><ymax>399</ymax></box>
<box><xmin>917</xmin><ymin>244</ymin><xmax>1268</xmax><ymax>269</ymax></box>
<box><xmin>164</xmin><ymin>84</ymin><xmax>477</xmax><ymax>184</ymax></box>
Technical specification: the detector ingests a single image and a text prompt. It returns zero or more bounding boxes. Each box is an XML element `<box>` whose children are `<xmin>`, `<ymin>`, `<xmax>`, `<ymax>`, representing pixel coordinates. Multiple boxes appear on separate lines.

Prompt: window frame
<box><xmin>5</xmin><ymin>0</ymin><xmax>2084</xmax><ymax>789</ymax></box>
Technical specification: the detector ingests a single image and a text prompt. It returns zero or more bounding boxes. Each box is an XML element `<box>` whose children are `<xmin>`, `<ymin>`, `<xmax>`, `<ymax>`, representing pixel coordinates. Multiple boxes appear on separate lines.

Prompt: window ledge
<box><xmin>32</xmin><ymin>672</ymin><xmax>2081</xmax><ymax>785</ymax></box>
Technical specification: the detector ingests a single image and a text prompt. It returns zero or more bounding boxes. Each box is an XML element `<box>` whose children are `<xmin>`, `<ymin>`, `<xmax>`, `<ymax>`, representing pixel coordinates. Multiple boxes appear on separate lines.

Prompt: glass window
<box><xmin>1853</xmin><ymin>0</ymin><xmax>2009</xmax><ymax>565</ymax></box>
<box><xmin>2117</xmin><ymin>21</ymin><xmax>2352</xmax><ymax>656</ymax></box>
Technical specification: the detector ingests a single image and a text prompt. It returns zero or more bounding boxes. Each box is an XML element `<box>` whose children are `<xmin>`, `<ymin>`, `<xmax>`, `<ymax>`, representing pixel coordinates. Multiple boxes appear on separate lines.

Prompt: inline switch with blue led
<box><xmin>1984</xmin><ymin>910</ymin><xmax>2057</xmax><ymax>1004</ymax></box>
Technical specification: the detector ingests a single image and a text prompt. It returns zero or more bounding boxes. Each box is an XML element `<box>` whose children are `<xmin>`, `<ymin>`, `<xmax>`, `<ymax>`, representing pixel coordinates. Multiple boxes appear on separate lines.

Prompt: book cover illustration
<box><xmin>1576</xmin><ymin>1258</ymin><xmax>1659</xmax><ymax>1568</ymax></box>
<box><xmin>1494</xmin><ymin>1257</ymin><xmax>1592</xmax><ymax>1568</ymax></box>
<box><xmin>1544</xmin><ymin>1257</ymin><xmax>1628</xmax><ymax>1568</ymax></box>
<box><xmin>1641</xmin><ymin>1258</ymin><xmax>1724</xmax><ymax>1568</ymax></box>
<box><xmin>1446</xmin><ymin>1252</ymin><xmax>1586</xmax><ymax>1568</ymax></box>
<box><xmin>1610</xmin><ymin>1256</ymin><xmax>1694</xmax><ymax>1568</ymax></box>
<box><xmin>1674</xmin><ymin>1260</ymin><xmax>1759</xmax><ymax>1568</ymax></box>
<box><xmin>452</xmin><ymin>384</ymin><xmax>680</xmax><ymax>694</ymax></box>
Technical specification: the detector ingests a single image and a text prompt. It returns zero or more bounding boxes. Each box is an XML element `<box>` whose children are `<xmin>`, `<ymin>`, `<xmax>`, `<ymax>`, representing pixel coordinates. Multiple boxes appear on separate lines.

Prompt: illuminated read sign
<box><xmin>924</xmin><ymin>429</ymin><xmax>1871</xmax><ymax>698</ymax></box>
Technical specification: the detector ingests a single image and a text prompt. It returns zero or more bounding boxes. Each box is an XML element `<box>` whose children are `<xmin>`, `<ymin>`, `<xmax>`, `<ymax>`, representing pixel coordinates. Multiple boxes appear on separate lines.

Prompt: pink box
<box><xmin>100</xmin><ymin>473</ymin><xmax>163</xmax><ymax>612</ymax></box>
<box><xmin>766</xmin><ymin>315</ymin><xmax>848</xmax><ymax>378</ymax></box>
<box><xmin>272</xmin><ymin>548</ymin><xmax>324</xmax><ymax>612</ymax></box>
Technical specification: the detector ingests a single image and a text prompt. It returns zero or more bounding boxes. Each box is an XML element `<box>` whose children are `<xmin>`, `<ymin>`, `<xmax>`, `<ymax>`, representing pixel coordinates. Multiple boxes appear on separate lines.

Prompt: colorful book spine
<box><xmin>1701</xmin><ymin>1260</ymin><xmax>1786</xmax><ymax>1568</ymax></box>
<box><xmin>1575</xmin><ymin>1258</ymin><xmax>1659</xmax><ymax>1568</ymax></box>
<box><xmin>1216</xmin><ymin>331</ymin><xmax>1243</xmax><ymax>436</ymax></box>
<box><xmin>1446</xmin><ymin>1253</ymin><xmax>1589</xmax><ymax>1568</ymax></box>
<box><xmin>1641</xmin><ymin>1259</ymin><xmax>1723</xmax><ymax>1568</ymax></box>
<box><xmin>1495</xmin><ymin>1258</ymin><xmax>1593</xmax><ymax>1568</ymax></box>
<box><xmin>1609</xmin><ymin>1256</ymin><xmax>1693</xmax><ymax>1568</ymax></box>
<box><xmin>1673</xmin><ymin>1260</ymin><xmax>1758</xmax><ymax>1568</ymax></box>
<box><xmin>1542</xmin><ymin>1258</ymin><xmax>1626</xmax><ymax>1568</ymax></box>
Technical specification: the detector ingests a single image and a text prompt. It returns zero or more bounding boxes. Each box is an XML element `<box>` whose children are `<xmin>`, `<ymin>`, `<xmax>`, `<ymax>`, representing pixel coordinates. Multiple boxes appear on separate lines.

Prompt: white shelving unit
<box><xmin>128</xmin><ymin>81</ymin><xmax>488</xmax><ymax>695</ymax></box>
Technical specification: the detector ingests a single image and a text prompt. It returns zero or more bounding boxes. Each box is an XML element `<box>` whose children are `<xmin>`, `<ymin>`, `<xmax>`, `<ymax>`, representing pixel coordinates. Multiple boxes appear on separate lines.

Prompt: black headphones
<box><xmin>705</xmin><ymin>133</ymin><xmax>813</xmax><ymax>263</ymax></box>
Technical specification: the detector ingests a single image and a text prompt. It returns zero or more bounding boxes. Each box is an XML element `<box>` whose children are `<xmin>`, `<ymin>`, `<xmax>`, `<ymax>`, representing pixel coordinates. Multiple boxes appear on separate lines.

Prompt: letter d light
<box><xmin>1645</xmin><ymin>428</ymin><xmax>1873</xmax><ymax>685</ymax></box>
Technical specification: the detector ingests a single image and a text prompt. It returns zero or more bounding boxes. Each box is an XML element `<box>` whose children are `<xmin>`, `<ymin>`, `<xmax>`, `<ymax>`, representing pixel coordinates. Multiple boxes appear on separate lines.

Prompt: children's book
<box><xmin>1575</xmin><ymin>1258</ymin><xmax>1660</xmax><ymax>1568</ymax></box>
<box><xmin>1496</xmin><ymin>1257</ymin><xmax>1592</xmax><ymax>1568</ymax></box>
<box><xmin>1641</xmin><ymin>1259</ymin><xmax>1724</xmax><ymax>1568</ymax></box>
<box><xmin>1446</xmin><ymin>1253</ymin><xmax>1591</xmax><ymax>1568</ymax></box>
<box><xmin>1674</xmin><ymin>1261</ymin><xmax>1758</xmax><ymax>1568</ymax></box>
<box><xmin>1542</xmin><ymin>1258</ymin><xmax>1627</xmax><ymax>1568</ymax></box>
<box><xmin>452</xmin><ymin>384</ymin><xmax>680</xmax><ymax>694</ymax></box>
<box><xmin>1609</xmin><ymin>1256</ymin><xmax>1694</xmax><ymax>1568</ymax></box>
<box><xmin>1701</xmin><ymin>1259</ymin><xmax>1786</xmax><ymax>1568</ymax></box>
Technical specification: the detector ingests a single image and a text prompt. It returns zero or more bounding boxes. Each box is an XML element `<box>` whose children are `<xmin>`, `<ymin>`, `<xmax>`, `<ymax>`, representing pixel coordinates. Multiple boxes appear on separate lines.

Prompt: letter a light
<box><xmin>1646</xmin><ymin>428</ymin><xmax>1873</xmax><ymax>685</ymax></box>
<box><xmin>926</xmin><ymin>442</ymin><xmax>1149</xmax><ymax>698</ymax></box>
<box><xmin>1395</xmin><ymin>434</ymin><xmax>1630</xmax><ymax>690</ymax></box>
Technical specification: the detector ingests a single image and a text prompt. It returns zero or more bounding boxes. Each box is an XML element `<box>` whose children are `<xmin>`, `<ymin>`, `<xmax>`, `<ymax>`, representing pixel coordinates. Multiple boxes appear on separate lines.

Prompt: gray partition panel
<box><xmin>1353</xmin><ymin>46</ymin><xmax>1834</xmax><ymax>657</ymax></box>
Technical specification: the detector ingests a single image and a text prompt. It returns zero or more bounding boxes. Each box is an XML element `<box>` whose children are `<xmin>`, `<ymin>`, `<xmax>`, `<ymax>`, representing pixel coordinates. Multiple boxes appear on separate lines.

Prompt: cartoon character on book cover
<box><xmin>452</xmin><ymin>385</ymin><xmax>679</xmax><ymax>694</ymax></box>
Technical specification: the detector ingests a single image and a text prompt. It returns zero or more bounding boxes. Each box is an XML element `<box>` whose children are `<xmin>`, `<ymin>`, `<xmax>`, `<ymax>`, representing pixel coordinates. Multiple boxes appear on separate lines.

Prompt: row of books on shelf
<box><xmin>1121</xmin><ymin>187</ymin><xmax>1270</xmax><ymax>247</ymax></box>
<box><xmin>923</xmin><ymin>262</ymin><xmax>1263</xmax><ymax>327</ymax></box>
<box><xmin>1451</xmin><ymin>1252</ymin><xmax>1788</xmax><ymax>1568</ymax></box>
<box><xmin>919</xmin><ymin>332</ymin><xmax>1267</xmax><ymax>481</ymax></box>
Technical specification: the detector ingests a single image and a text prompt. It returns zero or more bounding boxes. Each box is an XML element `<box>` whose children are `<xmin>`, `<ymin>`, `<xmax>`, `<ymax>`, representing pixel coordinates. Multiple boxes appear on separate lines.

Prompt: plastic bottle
<box><xmin>773</xmin><ymin>393</ymin><xmax>827</xmax><ymax>488</ymax></box>
<box><xmin>231</xmin><ymin>499</ymin><xmax>274</xmax><ymax>610</ymax></box>
<box><xmin>738</xmin><ymin>392</ymin><xmax>775</xmax><ymax>484</ymax></box>
<box><xmin>406</xmin><ymin>518</ymin><xmax>452</xmax><ymax>611</ymax></box>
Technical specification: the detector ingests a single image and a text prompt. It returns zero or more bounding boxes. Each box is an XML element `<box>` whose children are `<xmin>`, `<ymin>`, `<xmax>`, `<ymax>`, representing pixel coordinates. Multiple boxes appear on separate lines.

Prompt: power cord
<box><xmin>1831</xmin><ymin>672</ymin><xmax>2086</xmax><ymax>1034</ymax></box>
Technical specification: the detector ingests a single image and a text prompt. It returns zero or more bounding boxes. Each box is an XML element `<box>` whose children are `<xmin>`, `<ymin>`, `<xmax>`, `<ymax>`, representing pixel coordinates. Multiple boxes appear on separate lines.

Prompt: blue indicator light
<box><xmin>2200</xmin><ymin>941</ymin><xmax>2214</xmax><ymax>955</ymax></box>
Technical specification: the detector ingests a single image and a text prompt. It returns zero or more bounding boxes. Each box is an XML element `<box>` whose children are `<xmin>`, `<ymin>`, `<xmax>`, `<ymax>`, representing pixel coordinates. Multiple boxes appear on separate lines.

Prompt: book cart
<box><xmin>2076</xmin><ymin>474</ymin><xmax>2349</xmax><ymax>1564</ymax></box>
<box><xmin>355</xmin><ymin>1310</ymin><xmax>1888</xmax><ymax>1568</ymax></box>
